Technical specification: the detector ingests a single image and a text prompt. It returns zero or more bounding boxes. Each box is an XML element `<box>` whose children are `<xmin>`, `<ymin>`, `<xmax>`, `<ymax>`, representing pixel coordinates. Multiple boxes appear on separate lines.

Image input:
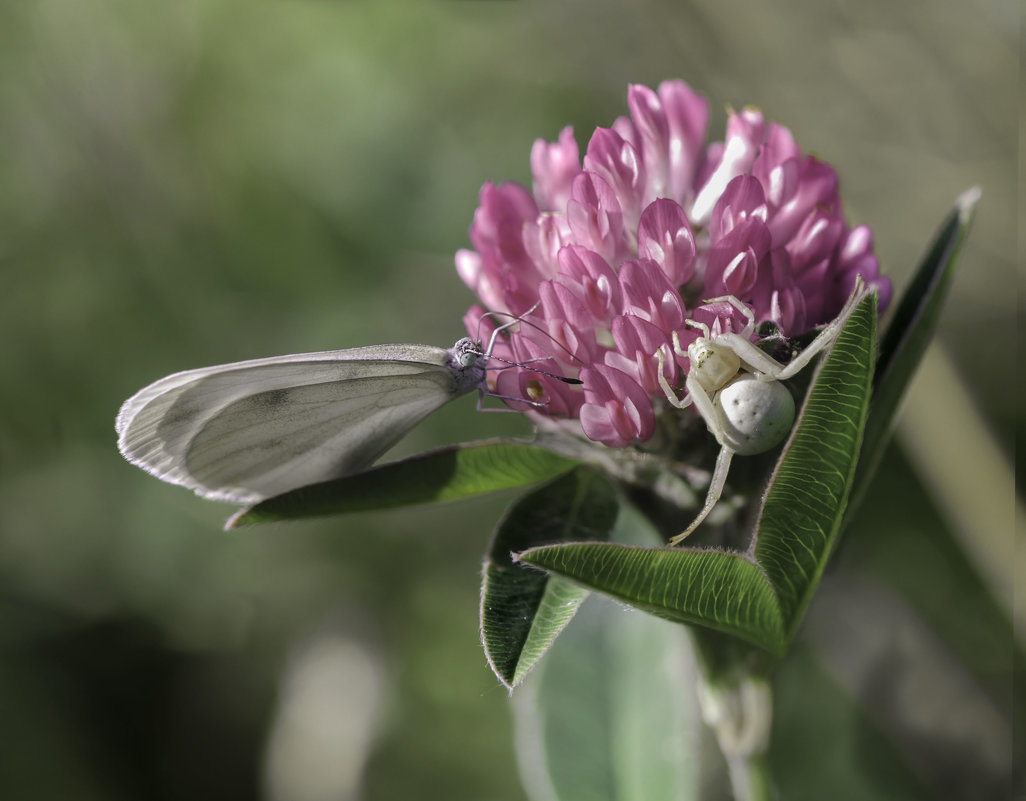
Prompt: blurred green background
<box><xmin>0</xmin><ymin>1</ymin><xmax>1017</xmax><ymax>799</ymax></box>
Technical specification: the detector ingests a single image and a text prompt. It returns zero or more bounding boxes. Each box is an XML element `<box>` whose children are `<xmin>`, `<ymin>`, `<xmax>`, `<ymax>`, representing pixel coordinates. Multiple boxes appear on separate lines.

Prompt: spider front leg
<box><xmin>666</xmin><ymin>373</ymin><xmax>736</xmax><ymax>545</ymax></box>
<box><xmin>715</xmin><ymin>278</ymin><xmax>869</xmax><ymax>381</ymax></box>
<box><xmin>668</xmin><ymin>443</ymin><xmax>736</xmax><ymax>546</ymax></box>
<box><xmin>713</xmin><ymin>314</ymin><xmax>844</xmax><ymax>382</ymax></box>
<box><xmin>656</xmin><ymin>343</ymin><xmax>693</xmax><ymax>410</ymax></box>
<box><xmin>700</xmin><ymin>294</ymin><xmax>757</xmax><ymax>339</ymax></box>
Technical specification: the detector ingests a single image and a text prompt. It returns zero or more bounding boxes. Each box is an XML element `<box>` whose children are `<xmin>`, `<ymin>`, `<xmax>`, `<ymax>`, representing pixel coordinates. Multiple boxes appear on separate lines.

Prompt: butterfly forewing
<box><xmin>117</xmin><ymin>343</ymin><xmax>485</xmax><ymax>503</ymax></box>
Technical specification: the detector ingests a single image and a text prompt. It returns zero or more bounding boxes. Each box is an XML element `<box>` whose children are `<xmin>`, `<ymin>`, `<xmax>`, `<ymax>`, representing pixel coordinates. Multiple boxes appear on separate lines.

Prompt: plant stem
<box><xmin>725</xmin><ymin>751</ymin><xmax>773</xmax><ymax>801</ymax></box>
<box><xmin>689</xmin><ymin>629</ymin><xmax>776</xmax><ymax>800</ymax></box>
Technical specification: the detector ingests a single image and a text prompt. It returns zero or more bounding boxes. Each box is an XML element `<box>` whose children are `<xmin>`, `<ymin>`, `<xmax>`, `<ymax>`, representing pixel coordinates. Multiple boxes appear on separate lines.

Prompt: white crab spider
<box><xmin>658</xmin><ymin>280</ymin><xmax>866</xmax><ymax>545</ymax></box>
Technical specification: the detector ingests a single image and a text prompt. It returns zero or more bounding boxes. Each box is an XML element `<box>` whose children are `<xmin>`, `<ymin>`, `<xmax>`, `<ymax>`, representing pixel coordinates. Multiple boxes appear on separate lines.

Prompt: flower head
<box><xmin>457</xmin><ymin>81</ymin><xmax>891</xmax><ymax>448</ymax></box>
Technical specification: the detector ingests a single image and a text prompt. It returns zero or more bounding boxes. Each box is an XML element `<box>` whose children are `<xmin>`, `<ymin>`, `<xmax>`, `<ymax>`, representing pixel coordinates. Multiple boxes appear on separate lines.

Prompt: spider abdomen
<box><xmin>714</xmin><ymin>374</ymin><xmax>796</xmax><ymax>455</ymax></box>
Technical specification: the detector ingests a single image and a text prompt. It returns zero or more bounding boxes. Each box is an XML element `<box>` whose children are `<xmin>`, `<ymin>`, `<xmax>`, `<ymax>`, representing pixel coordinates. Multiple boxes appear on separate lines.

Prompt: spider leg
<box><xmin>666</xmin><ymin>374</ymin><xmax>738</xmax><ymax>542</ymax></box>
<box><xmin>712</xmin><ymin>333</ymin><xmax>790</xmax><ymax>379</ymax></box>
<box><xmin>683</xmin><ymin>374</ymin><xmax>723</xmax><ymax>442</ymax></box>
<box><xmin>770</xmin><ymin>276</ymin><xmax>870</xmax><ymax>379</ymax></box>
<box><xmin>668</xmin><ymin>444</ymin><xmax>736</xmax><ymax>545</ymax></box>
<box><xmin>702</xmin><ymin>294</ymin><xmax>756</xmax><ymax>338</ymax></box>
<box><xmin>670</xmin><ymin>330</ymin><xmax>689</xmax><ymax>359</ymax></box>
<box><xmin>704</xmin><ymin>277</ymin><xmax>871</xmax><ymax>381</ymax></box>
<box><xmin>715</xmin><ymin>291</ymin><xmax>857</xmax><ymax>382</ymax></box>
<box><xmin>751</xmin><ymin>276</ymin><xmax>870</xmax><ymax>380</ymax></box>
<box><xmin>684</xmin><ymin>317</ymin><xmax>711</xmax><ymax>339</ymax></box>
<box><xmin>657</xmin><ymin>348</ymin><xmax>693</xmax><ymax>409</ymax></box>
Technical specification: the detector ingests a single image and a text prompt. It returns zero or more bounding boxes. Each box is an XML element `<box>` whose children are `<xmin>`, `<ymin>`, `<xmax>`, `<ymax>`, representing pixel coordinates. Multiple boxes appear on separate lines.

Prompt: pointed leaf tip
<box><xmin>956</xmin><ymin>185</ymin><xmax>982</xmax><ymax>218</ymax></box>
<box><xmin>481</xmin><ymin>468</ymin><xmax>619</xmax><ymax>688</ymax></box>
<box><xmin>851</xmin><ymin>190</ymin><xmax>979</xmax><ymax>513</ymax></box>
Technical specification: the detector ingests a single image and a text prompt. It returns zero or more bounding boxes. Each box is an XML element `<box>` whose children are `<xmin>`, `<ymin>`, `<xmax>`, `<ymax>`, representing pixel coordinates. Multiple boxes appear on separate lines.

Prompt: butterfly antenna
<box><xmin>485</xmin><ymin>355</ymin><xmax>582</xmax><ymax>385</ymax></box>
<box><xmin>475</xmin><ymin>305</ymin><xmax>585</xmax><ymax>366</ymax></box>
<box><xmin>473</xmin><ymin>301</ymin><xmax>541</xmax><ymax>340</ymax></box>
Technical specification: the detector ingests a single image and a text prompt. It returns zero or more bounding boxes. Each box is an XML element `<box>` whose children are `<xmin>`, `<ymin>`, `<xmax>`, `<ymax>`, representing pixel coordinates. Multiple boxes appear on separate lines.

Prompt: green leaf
<box><xmin>513</xmin><ymin>592</ymin><xmax>704</xmax><ymax>801</ymax></box>
<box><xmin>227</xmin><ymin>439</ymin><xmax>579</xmax><ymax>528</ymax></box>
<box><xmin>851</xmin><ymin>187</ymin><xmax>981</xmax><ymax>510</ymax></box>
<box><xmin>481</xmin><ymin>468</ymin><xmax>619</xmax><ymax>689</ymax></box>
<box><xmin>752</xmin><ymin>289</ymin><xmax>876</xmax><ymax>638</ymax></box>
<box><xmin>518</xmin><ymin>543</ymin><xmax>785</xmax><ymax>653</ymax></box>
<box><xmin>519</xmin><ymin>294</ymin><xmax>877</xmax><ymax>656</ymax></box>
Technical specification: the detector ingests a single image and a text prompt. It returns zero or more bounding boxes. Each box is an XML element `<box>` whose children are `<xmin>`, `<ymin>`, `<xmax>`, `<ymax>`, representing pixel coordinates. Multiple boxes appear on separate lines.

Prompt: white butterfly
<box><xmin>116</xmin><ymin>338</ymin><xmax>490</xmax><ymax>505</ymax></box>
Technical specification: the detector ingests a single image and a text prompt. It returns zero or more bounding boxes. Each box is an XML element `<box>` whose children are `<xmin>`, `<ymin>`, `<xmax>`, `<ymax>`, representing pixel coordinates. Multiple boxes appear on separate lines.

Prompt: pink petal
<box><xmin>566</xmin><ymin>172</ymin><xmax>627</xmax><ymax>265</ymax></box>
<box><xmin>531</xmin><ymin>126</ymin><xmax>581</xmax><ymax>213</ymax></box>
<box><xmin>537</xmin><ymin>280</ymin><xmax>599</xmax><ymax>363</ymax></box>
<box><xmin>627</xmin><ymin>83</ymin><xmax>671</xmax><ymax>203</ymax></box>
<box><xmin>606</xmin><ymin>315</ymin><xmax>677</xmax><ymax>394</ymax></box>
<box><xmin>618</xmin><ymin>258</ymin><xmax>686</xmax><ymax>334</ymax></box>
<box><xmin>703</xmin><ymin>217</ymin><xmax>771</xmax><ymax>300</ymax></box>
<box><xmin>750</xmin><ymin>122</ymin><xmax>800</xmax><ymax>200</ymax></box>
<box><xmin>691</xmin><ymin>107</ymin><xmax>766</xmax><ymax>225</ymax></box>
<box><xmin>579</xmin><ymin>365</ymin><xmax>654</xmax><ymax>446</ymax></box>
<box><xmin>637</xmin><ymin>199</ymin><xmax>697</xmax><ymax>286</ymax></box>
<box><xmin>770</xmin><ymin>286</ymin><xmax>807</xmax><ymax>335</ymax></box>
<box><xmin>766</xmin><ymin>157</ymin><xmax>839</xmax><ymax>246</ymax></box>
<box><xmin>522</xmin><ymin>212</ymin><xmax>572</xmax><ymax>280</ymax></box>
<box><xmin>787</xmin><ymin>209</ymin><xmax>844</xmax><ymax>273</ymax></box>
<box><xmin>709</xmin><ymin>175</ymin><xmax>768</xmax><ymax>241</ymax></box>
<box><xmin>583</xmin><ymin>127</ymin><xmax>646</xmax><ymax>231</ymax></box>
<box><xmin>468</xmin><ymin>182</ymin><xmax>538</xmax><ymax>264</ymax></box>
<box><xmin>657</xmin><ymin>80</ymin><xmax>709</xmax><ymax>204</ymax></box>
<box><xmin>556</xmin><ymin>244</ymin><xmax>621</xmax><ymax>323</ymax></box>
<box><xmin>839</xmin><ymin>223</ymin><xmax>875</xmax><ymax>262</ymax></box>
<box><xmin>456</xmin><ymin>249</ymin><xmax>505</xmax><ymax>315</ymax></box>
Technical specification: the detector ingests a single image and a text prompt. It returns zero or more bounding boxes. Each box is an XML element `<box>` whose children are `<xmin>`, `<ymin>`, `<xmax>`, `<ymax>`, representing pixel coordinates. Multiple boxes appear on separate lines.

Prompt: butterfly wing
<box><xmin>116</xmin><ymin>344</ymin><xmax>484</xmax><ymax>503</ymax></box>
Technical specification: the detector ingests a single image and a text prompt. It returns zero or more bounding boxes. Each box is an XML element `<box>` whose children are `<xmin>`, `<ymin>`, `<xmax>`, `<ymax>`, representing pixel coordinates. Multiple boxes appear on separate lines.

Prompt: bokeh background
<box><xmin>0</xmin><ymin>1</ymin><xmax>1018</xmax><ymax>799</ymax></box>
